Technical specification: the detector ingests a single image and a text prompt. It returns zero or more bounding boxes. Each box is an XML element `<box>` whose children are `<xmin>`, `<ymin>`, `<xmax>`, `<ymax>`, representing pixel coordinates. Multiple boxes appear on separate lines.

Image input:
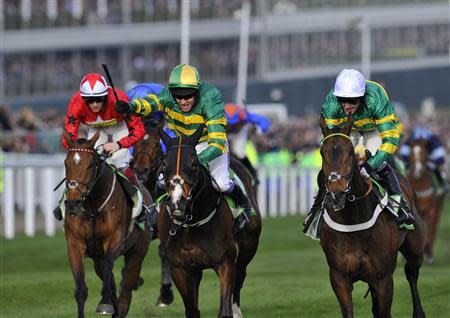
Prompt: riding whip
<box><xmin>102</xmin><ymin>64</ymin><xmax>120</xmax><ymax>102</ymax></box>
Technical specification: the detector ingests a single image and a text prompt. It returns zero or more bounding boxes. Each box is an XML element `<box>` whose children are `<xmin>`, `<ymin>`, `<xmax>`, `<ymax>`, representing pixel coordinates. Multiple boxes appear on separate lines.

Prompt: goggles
<box><xmin>338</xmin><ymin>97</ymin><xmax>360</xmax><ymax>105</ymax></box>
<box><xmin>84</xmin><ymin>96</ymin><xmax>106</xmax><ymax>104</ymax></box>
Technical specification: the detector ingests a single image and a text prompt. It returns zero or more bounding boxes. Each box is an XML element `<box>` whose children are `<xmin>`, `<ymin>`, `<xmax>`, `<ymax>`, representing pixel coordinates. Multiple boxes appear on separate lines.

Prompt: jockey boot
<box><xmin>376</xmin><ymin>164</ymin><xmax>415</xmax><ymax>229</ymax></box>
<box><xmin>53</xmin><ymin>206</ymin><xmax>63</xmax><ymax>221</ymax></box>
<box><xmin>434</xmin><ymin>168</ymin><xmax>449</xmax><ymax>195</ymax></box>
<box><xmin>227</xmin><ymin>183</ymin><xmax>252</xmax><ymax>232</ymax></box>
<box><xmin>121</xmin><ymin>166</ymin><xmax>140</xmax><ymax>188</ymax></box>
<box><xmin>302</xmin><ymin>184</ymin><xmax>326</xmax><ymax>233</ymax></box>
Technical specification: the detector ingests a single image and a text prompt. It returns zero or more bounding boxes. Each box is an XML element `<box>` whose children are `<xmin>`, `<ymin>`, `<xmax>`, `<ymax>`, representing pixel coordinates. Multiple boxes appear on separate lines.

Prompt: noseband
<box><xmin>321</xmin><ymin>133</ymin><xmax>371</xmax><ymax>202</ymax></box>
<box><xmin>66</xmin><ymin>148</ymin><xmax>105</xmax><ymax>203</ymax></box>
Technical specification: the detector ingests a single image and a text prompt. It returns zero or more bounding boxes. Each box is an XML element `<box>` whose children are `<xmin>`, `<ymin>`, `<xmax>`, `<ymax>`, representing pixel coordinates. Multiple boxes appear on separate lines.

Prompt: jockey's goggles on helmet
<box><xmin>84</xmin><ymin>96</ymin><xmax>106</xmax><ymax>104</ymax></box>
<box><xmin>337</xmin><ymin>97</ymin><xmax>360</xmax><ymax>105</ymax></box>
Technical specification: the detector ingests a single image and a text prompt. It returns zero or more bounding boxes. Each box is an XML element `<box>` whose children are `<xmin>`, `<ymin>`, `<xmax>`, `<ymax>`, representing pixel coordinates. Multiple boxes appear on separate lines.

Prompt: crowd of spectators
<box><xmin>2</xmin><ymin>103</ymin><xmax>449</xmax><ymax>169</ymax></box>
<box><xmin>4</xmin><ymin>21</ymin><xmax>448</xmax><ymax>100</ymax></box>
<box><xmin>5</xmin><ymin>0</ymin><xmax>440</xmax><ymax>30</ymax></box>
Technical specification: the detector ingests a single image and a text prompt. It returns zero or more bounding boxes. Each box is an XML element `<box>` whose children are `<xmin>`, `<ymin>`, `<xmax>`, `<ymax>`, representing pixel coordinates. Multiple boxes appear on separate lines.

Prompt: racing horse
<box><xmin>62</xmin><ymin>130</ymin><xmax>152</xmax><ymax>318</ymax></box>
<box><xmin>158</xmin><ymin>126</ymin><xmax>262</xmax><ymax>318</ymax></box>
<box><xmin>132</xmin><ymin>125</ymin><xmax>175</xmax><ymax>306</ymax></box>
<box><xmin>406</xmin><ymin>138</ymin><xmax>446</xmax><ymax>264</ymax></box>
<box><xmin>318</xmin><ymin>116</ymin><xmax>425</xmax><ymax>318</ymax></box>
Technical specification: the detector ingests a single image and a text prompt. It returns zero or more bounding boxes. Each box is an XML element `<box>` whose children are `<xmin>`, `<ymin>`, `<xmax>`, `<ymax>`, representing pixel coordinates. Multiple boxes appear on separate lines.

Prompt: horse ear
<box><xmin>87</xmin><ymin>130</ymin><xmax>100</xmax><ymax>148</ymax></box>
<box><xmin>189</xmin><ymin>124</ymin><xmax>204</xmax><ymax>145</ymax></box>
<box><xmin>319</xmin><ymin>115</ymin><xmax>329</xmax><ymax>136</ymax></box>
<box><xmin>159</xmin><ymin>127</ymin><xmax>175</xmax><ymax>148</ymax></box>
<box><xmin>63</xmin><ymin>129</ymin><xmax>75</xmax><ymax>148</ymax></box>
<box><xmin>344</xmin><ymin>115</ymin><xmax>354</xmax><ymax>135</ymax></box>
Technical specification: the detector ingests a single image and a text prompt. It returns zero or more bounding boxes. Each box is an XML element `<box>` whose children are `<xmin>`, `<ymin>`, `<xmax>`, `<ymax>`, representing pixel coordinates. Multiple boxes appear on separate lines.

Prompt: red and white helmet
<box><xmin>79</xmin><ymin>73</ymin><xmax>109</xmax><ymax>97</ymax></box>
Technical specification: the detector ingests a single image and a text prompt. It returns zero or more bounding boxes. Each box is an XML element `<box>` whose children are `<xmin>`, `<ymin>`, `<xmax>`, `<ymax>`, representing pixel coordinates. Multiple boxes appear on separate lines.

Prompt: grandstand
<box><xmin>2</xmin><ymin>0</ymin><xmax>449</xmax><ymax>112</ymax></box>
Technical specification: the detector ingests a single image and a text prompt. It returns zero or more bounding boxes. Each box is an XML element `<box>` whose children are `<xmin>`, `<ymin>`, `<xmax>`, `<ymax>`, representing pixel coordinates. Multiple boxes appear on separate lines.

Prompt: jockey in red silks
<box><xmin>53</xmin><ymin>73</ymin><xmax>145</xmax><ymax>221</ymax></box>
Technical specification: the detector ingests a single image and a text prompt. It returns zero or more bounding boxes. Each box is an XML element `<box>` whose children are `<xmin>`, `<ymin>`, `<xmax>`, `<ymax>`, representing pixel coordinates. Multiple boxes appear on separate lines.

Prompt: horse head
<box><xmin>319</xmin><ymin>115</ymin><xmax>358</xmax><ymax>211</ymax></box>
<box><xmin>63</xmin><ymin>130</ymin><xmax>102</xmax><ymax>216</ymax></box>
<box><xmin>159</xmin><ymin>125</ymin><xmax>205</xmax><ymax>220</ymax></box>
<box><xmin>409</xmin><ymin>139</ymin><xmax>428</xmax><ymax>180</ymax></box>
<box><xmin>132</xmin><ymin>128</ymin><xmax>162</xmax><ymax>183</ymax></box>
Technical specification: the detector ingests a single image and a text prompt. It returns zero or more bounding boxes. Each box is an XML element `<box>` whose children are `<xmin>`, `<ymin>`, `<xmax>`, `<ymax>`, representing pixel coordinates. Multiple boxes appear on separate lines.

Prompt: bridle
<box><xmin>66</xmin><ymin>147</ymin><xmax>106</xmax><ymax>205</ymax></box>
<box><xmin>321</xmin><ymin>133</ymin><xmax>372</xmax><ymax>202</ymax></box>
<box><xmin>163</xmin><ymin>136</ymin><xmax>220</xmax><ymax>236</ymax></box>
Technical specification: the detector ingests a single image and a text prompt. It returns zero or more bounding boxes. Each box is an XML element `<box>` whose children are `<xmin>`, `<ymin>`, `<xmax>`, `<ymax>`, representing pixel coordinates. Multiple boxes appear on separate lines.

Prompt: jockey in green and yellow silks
<box><xmin>115</xmin><ymin>64</ymin><xmax>252</xmax><ymax>232</ymax></box>
<box><xmin>304</xmin><ymin>69</ymin><xmax>415</xmax><ymax>233</ymax></box>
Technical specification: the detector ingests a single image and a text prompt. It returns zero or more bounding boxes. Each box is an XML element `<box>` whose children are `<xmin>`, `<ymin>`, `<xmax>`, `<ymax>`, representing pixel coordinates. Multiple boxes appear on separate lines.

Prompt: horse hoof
<box><xmin>156</xmin><ymin>284</ymin><xmax>174</xmax><ymax>307</ymax></box>
<box><xmin>425</xmin><ymin>255</ymin><xmax>434</xmax><ymax>265</ymax></box>
<box><xmin>232</xmin><ymin>303</ymin><xmax>243</xmax><ymax>318</ymax></box>
<box><xmin>96</xmin><ymin>303</ymin><xmax>115</xmax><ymax>315</ymax></box>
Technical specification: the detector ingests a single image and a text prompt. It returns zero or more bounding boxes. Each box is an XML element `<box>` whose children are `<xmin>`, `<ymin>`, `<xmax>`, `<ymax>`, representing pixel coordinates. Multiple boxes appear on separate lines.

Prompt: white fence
<box><xmin>1</xmin><ymin>153</ymin><xmax>319</xmax><ymax>239</ymax></box>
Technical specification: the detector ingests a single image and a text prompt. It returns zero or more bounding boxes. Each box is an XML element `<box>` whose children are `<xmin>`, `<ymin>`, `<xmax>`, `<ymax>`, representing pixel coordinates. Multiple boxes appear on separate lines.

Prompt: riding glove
<box><xmin>115</xmin><ymin>100</ymin><xmax>131</xmax><ymax>114</ymax></box>
<box><xmin>360</xmin><ymin>161</ymin><xmax>372</xmax><ymax>179</ymax></box>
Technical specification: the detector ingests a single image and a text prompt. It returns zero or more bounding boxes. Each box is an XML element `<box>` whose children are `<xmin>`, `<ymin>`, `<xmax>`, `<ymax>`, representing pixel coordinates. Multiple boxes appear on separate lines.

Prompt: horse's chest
<box><xmin>169</xmin><ymin>240</ymin><xmax>225</xmax><ymax>268</ymax></box>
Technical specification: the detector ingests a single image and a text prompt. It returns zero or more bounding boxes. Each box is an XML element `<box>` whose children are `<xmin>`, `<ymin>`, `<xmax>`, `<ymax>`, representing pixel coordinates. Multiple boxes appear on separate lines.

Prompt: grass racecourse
<box><xmin>1</xmin><ymin>199</ymin><xmax>449</xmax><ymax>318</ymax></box>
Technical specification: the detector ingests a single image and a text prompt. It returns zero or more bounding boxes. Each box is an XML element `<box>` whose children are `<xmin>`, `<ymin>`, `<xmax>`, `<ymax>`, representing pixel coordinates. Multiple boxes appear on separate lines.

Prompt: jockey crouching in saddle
<box><xmin>304</xmin><ymin>69</ymin><xmax>415</xmax><ymax>233</ymax></box>
<box><xmin>115</xmin><ymin>64</ymin><xmax>252</xmax><ymax>232</ymax></box>
<box><xmin>53</xmin><ymin>73</ymin><xmax>147</xmax><ymax>222</ymax></box>
<box><xmin>399</xmin><ymin>126</ymin><xmax>449</xmax><ymax>195</ymax></box>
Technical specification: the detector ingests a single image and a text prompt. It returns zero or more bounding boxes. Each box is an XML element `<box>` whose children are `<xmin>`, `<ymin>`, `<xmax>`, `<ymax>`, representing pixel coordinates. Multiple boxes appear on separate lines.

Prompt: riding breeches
<box><xmin>196</xmin><ymin>141</ymin><xmax>233</xmax><ymax>192</ymax></box>
<box><xmin>350</xmin><ymin>130</ymin><xmax>382</xmax><ymax>158</ymax></box>
<box><xmin>87</xmin><ymin>123</ymin><xmax>132</xmax><ymax>169</ymax></box>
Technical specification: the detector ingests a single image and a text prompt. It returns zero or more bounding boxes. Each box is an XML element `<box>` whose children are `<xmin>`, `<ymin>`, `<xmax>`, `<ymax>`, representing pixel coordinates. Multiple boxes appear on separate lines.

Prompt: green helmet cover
<box><xmin>168</xmin><ymin>64</ymin><xmax>201</xmax><ymax>90</ymax></box>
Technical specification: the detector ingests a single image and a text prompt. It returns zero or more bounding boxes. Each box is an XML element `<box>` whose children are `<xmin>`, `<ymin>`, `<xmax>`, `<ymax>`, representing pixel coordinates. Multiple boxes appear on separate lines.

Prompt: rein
<box><xmin>321</xmin><ymin>132</ymin><xmax>372</xmax><ymax>201</ymax></box>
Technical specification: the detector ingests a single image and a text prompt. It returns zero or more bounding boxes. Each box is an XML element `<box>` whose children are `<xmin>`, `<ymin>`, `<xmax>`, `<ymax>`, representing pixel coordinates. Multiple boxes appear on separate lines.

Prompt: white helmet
<box><xmin>333</xmin><ymin>69</ymin><xmax>366</xmax><ymax>98</ymax></box>
<box><xmin>79</xmin><ymin>73</ymin><xmax>109</xmax><ymax>97</ymax></box>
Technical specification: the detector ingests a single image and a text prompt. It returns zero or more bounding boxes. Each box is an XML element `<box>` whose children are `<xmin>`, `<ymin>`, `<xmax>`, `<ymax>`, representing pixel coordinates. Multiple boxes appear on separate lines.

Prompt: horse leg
<box><xmin>114</xmin><ymin>238</ymin><xmax>149</xmax><ymax>318</ymax></box>
<box><xmin>423</xmin><ymin>206</ymin><xmax>436</xmax><ymax>262</ymax></box>
<box><xmin>215</xmin><ymin>256</ymin><xmax>236</xmax><ymax>318</ymax></box>
<box><xmin>156</xmin><ymin>243</ymin><xmax>174</xmax><ymax>307</ymax></box>
<box><xmin>369</xmin><ymin>286</ymin><xmax>379</xmax><ymax>318</ymax></box>
<box><xmin>371</xmin><ymin>276</ymin><xmax>394</xmax><ymax>318</ymax></box>
<box><xmin>67</xmin><ymin>238</ymin><xmax>88</xmax><ymax>318</ymax></box>
<box><xmin>94</xmin><ymin>251</ymin><xmax>117</xmax><ymax>315</ymax></box>
<box><xmin>400</xmin><ymin>239</ymin><xmax>426</xmax><ymax>318</ymax></box>
<box><xmin>329</xmin><ymin>269</ymin><xmax>353</xmax><ymax>318</ymax></box>
<box><xmin>171</xmin><ymin>266</ymin><xmax>201</xmax><ymax>318</ymax></box>
<box><xmin>233</xmin><ymin>234</ymin><xmax>260</xmax><ymax>317</ymax></box>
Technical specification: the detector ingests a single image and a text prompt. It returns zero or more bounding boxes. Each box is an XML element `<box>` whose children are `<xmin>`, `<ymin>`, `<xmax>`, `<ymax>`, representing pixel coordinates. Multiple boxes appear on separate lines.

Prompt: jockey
<box><xmin>224</xmin><ymin>103</ymin><xmax>271</xmax><ymax>185</ymax></box>
<box><xmin>115</xmin><ymin>64</ymin><xmax>252</xmax><ymax>232</ymax></box>
<box><xmin>53</xmin><ymin>73</ymin><xmax>145</xmax><ymax>221</ymax></box>
<box><xmin>126</xmin><ymin>82</ymin><xmax>176</xmax><ymax>152</ymax></box>
<box><xmin>399</xmin><ymin>127</ymin><xmax>449</xmax><ymax>194</ymax></box>
<box><xmin>304</xmin><ymin>69</ymin><xmax>414</xmax><ymax>232</ymax></box>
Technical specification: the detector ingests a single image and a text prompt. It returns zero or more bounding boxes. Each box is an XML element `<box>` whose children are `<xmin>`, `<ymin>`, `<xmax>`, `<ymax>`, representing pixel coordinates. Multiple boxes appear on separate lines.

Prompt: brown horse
<box><xmin>318</xmin><ymin>116</ymin><xmax>425</xmax><ymax>318</ymax></box>
<box><xmin>132</xmin><ymin>126</ymin><xmax>175</xmax><ymax>306</ymax></box>
<box><xmin>62</xmin><ymin>130</ymin><xmax>152</xmax><ymax>318</ymax></box>
<box><xmin>158</xmin><ymin>126</ymin><xmax>262</xmax><ymax>318</ymax></box>
<box><xmin>406</xmin><ymin>138</ymin><xmax>446</xmax><ymax>264</ymax></box>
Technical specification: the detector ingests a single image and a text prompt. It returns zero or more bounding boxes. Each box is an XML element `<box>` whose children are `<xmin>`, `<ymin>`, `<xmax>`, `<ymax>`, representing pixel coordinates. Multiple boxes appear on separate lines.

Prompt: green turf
<box><xmin>1</xmin><ymin>200</ymin><xmax>449</xmax><ymax>318</ymax></box>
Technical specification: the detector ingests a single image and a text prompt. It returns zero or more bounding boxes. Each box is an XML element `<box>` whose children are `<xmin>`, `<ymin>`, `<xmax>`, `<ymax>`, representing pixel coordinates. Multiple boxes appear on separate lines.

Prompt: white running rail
<box><xmin>1</xmin><ymin>153</ymin><xmax>319</xmax><ymax>239</ymax></box>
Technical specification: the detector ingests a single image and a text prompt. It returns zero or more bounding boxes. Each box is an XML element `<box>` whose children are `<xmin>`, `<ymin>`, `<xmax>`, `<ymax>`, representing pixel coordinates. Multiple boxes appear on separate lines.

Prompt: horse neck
<box><xmin>190</xmin><ymin>167</ymin><xmax>220</xmax><ymax>216</ymax></box>
<box><xmin>85</xmin><ymin>162</ymin><xmax>117</xmax><ymax>210</ymax></box>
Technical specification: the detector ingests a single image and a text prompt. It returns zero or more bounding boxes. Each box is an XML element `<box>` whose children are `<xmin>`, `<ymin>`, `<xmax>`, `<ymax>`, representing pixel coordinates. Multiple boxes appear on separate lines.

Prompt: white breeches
<box><xmin>350</xmin><ymin>130</ymin><xmax>382</xmax><ymax>157</ymax></box>
<box><xmin>196</xmin><ymin>141</ymin><xmax>232</xmax><ymax>192</ymax></box>
<box><xmin>87</xmin><ymin>122</ymin><xmax>132</xmax><ymax>169</ymax></box>
<box><xmin>228</xmin><ymin>124</ymin><xmax>251</xmax><ymax>159</ymax></box>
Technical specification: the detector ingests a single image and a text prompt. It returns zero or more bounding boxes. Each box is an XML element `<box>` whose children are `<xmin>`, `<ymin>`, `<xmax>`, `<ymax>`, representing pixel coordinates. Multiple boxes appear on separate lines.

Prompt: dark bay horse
<box><xmin>158</xmin><ymin>126</ymin><xmax>262</xmax><ymax>318</ymax></box>
<box><xmin>62</xmin><ymin>130</ymin><xmax>152</xmax><ymax>318</ymax></box>
<box><xmin>132</xmin><ymin>126</ymin><xmax>175</xmax><ymax>306</ymax></box>
<box><xmin>318</xmin><ymin>116</ymin><xmax>425</xmax><ymax>318</ymax></box>
<box><xmin>407</xmin><ymin>138</ymin><xmax>446</xmax><ymax>263</ymax></box>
